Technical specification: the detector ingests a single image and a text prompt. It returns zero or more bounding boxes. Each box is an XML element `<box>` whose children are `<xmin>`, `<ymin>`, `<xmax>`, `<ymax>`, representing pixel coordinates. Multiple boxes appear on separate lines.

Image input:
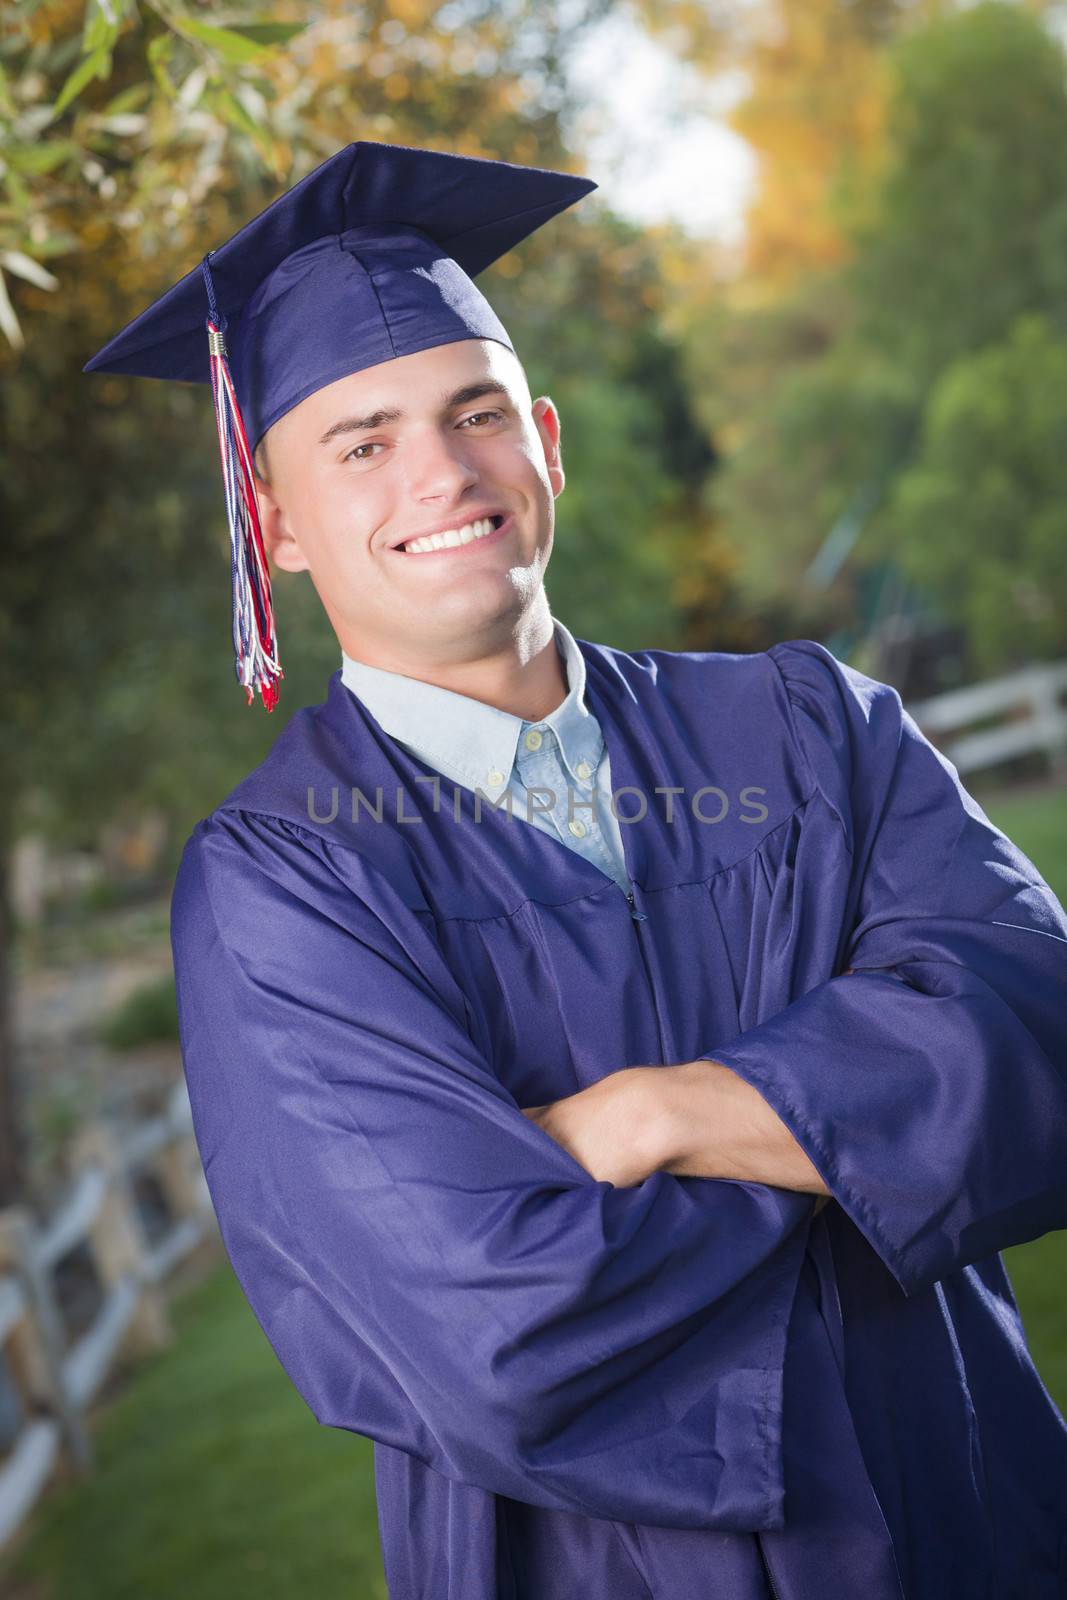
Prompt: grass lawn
<box><xmin>977</xmin><ymin>779</ymin><xmax>1067</xmax><ymax>1413</ymax></box>
<box><xmin>976</xmin><ymin>779</ymin><xmax>1067</xmax><ymax>905</ymax></box>
<box><xmin>2</xmin><ymin>782</ymin><xmax>1064</xmax><ymax>1596</ymax></box>
<box><xmin>2</xmin><ymin>1258</ymin><xmax>389</xmax><ymax>1599</ymax></box>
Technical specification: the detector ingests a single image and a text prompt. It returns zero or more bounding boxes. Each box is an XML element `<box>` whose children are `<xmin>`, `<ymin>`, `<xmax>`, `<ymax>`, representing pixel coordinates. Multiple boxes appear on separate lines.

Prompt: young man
<box><xmin>85</xmin><ymin>141</ymin><xmax>1067</xmax><ymax>1600</ymax></box>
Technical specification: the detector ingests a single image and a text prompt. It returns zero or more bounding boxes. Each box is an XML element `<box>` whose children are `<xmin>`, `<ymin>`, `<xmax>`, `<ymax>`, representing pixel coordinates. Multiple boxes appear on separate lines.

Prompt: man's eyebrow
<box><xmin>317</xmin><ymin>382</ymin><xmax>513</xmax><ymax>446</ymax></box>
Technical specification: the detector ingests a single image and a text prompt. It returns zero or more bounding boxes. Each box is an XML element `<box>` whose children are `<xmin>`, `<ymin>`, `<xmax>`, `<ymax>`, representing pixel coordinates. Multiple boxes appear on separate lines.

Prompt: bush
<box><xmin>99</xmin><ymin>974</ymin><xmax>179</xmax><ymax>1050</ymax></box>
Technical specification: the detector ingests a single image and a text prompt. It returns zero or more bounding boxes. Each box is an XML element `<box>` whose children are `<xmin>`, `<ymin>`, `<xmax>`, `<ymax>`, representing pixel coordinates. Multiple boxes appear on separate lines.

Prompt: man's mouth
<box><xmin>394</xmin><ymin>513</ymin><xmax>508</xmax><ymax>555</ymax></box>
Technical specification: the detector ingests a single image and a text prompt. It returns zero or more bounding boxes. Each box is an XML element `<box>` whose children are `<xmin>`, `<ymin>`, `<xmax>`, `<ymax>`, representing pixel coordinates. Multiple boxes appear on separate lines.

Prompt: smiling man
<box><xmin>84</xmin><ymin>141</ymin><xmax>1067</xmax><ymax>1600</ymax></box>
<box><xmin>253</xmin><ymin>339</ymin><xmax>567</xmax><ymax>718</ymax></box>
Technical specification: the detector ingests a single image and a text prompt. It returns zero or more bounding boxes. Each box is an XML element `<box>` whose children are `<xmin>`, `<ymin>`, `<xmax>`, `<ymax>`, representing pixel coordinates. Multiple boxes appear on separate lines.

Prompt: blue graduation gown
<box><xmin>169</xmin><ymin>635</ymin><xmax>1067</xmax><ymax>1599</ymax></box>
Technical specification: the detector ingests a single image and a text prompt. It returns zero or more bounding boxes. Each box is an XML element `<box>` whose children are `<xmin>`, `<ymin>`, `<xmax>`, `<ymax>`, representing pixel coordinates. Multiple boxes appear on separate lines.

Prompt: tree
<box><xmin>1</xmin><ymin>0</ymin><xmax>713</xmax><ymax>1201</ymax></box>
<box><xmin>671</xmin><ymin>0</ymin><xmax>1067</xmax><ymax>673</ymax></box>
<box><xmin>881</xmin><ymin>313</ymin><xmax>1067</xmax><ymax>668</ymax></box>
<box><xmin>1</xmin><ymin>0</ymin><xmax>309</xmax><ymax>1202</ymax></box>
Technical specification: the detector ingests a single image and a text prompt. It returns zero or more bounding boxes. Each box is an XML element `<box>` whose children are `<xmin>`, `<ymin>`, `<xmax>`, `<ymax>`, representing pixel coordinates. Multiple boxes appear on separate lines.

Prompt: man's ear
<box><xmin>532</xmin><ymin>396</ymin><xmax>564</xmax><ymax>498</ymax></box>
<box><xmin>254</xmin><ymin>473</ymin><xmax>310</xmax><ymax>574</ymax></box>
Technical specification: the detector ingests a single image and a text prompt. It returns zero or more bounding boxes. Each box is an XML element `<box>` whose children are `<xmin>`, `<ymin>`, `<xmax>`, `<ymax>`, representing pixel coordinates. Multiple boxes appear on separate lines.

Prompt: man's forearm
<box><xmin>654</xmin><ymin>1058</ymin><xmax>832</xmax><ymax>1202</ymax></box>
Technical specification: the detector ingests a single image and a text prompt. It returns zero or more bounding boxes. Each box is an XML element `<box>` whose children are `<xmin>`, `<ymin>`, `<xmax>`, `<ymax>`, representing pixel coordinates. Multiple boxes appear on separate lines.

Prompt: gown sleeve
<box><xmin>169</xmin><ymin>807</ymin><xmax>814</xmax><ymax>1530</ymax></box>
<box><xmin>703</xmin><ymin>637</ymin><xmax>1067</xmax><ymax>1300</ymax></box>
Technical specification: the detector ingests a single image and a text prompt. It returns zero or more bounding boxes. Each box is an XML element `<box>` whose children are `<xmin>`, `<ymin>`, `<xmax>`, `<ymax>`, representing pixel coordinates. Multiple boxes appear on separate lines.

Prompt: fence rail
<box><xmin>908</xmin><ymin>660</ymin><xmax>1067</xmax><ymax>778</ymax></box>
<box><xmin>0</xmin><ymin>1080</ymin><xmax>215</xmax><ymax>1551</ymax></box>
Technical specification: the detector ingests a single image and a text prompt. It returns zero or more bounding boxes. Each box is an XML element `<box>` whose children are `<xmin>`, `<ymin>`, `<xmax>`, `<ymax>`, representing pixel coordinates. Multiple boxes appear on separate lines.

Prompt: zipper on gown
<box><xmin>624</xmin><ymin>886</ymin><xmax>648</xmax><ymax>922</ymax></box>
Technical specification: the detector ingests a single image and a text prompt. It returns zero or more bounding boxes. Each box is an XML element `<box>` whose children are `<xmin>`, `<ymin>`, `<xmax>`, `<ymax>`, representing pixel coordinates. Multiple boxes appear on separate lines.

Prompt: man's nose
<box><xmin>406</xmin><ymin>428</ymin><xmax>480</xmax><ymax>501</ymax></box>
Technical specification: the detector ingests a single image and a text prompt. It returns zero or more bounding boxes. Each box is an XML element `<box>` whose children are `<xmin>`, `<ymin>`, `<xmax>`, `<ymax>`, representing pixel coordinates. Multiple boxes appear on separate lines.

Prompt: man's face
<box><xmin>254</xmin><ymin>337</ymin><xmax>563</xmax><ymax>668</ymax></box>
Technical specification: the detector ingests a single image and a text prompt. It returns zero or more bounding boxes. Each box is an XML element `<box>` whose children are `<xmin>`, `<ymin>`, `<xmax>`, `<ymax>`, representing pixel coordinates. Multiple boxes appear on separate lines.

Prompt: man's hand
<box><xmin>524</xmin><ymin>1060</ymin><xmax>833</xmax><ymax>1210</ymax></box>
<box><xmin>521</xmin><ymin>1067</ymin><xmax>673</xmax><ymax>1187</ymax></box>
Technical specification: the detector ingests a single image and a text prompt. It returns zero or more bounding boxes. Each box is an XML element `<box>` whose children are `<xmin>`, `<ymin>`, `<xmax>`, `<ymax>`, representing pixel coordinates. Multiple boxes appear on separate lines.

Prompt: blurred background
<box><xmin>2</xmin><ymin>0</ymin><xmax>1066</xmax><ymax>1592</ymax></box>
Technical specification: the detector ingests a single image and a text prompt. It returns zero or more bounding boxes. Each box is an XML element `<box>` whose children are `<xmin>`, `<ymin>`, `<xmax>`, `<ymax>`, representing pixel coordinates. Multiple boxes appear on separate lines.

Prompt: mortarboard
<box><xmin>83</xmin><ymin>141</ymin><xmax>597</xmax><ymax>711</ymax></box>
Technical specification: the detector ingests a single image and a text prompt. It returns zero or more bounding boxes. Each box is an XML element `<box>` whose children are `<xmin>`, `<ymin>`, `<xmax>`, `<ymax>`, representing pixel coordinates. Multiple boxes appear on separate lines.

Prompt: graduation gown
<box><xmin>169</xmin><ymin>635</ymin><xmax>1067</xmax><ymax>1599</ymax></box>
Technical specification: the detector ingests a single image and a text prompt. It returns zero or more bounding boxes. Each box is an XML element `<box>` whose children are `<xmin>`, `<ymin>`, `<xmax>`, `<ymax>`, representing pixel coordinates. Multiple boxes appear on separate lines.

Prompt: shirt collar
<box><xmin>339</xmin><ymin>616</ymin><xmax>604</xmax><ymax>794</ymax></box>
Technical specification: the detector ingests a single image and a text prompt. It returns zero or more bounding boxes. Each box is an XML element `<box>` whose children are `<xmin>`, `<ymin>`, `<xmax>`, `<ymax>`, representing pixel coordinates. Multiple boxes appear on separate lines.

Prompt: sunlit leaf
<box><xmin>91</xmin><ymin>111</ymin><xmax>148</xmax><ymax>135</ymax></box>
<box><xmin>0</xmin><ymin>268</ymin><xmax>24</xmax><ymax>350</ymax></box>
<box><xmin>20</xmin><ymin>230</ymin><xmax>80</xmax><ymax>257</ymax></box>
<box><xmin>1</xmin><ymin>166</ymin><xmax>32</xmax><ymax>211</ymax></box>
<box><xmin>0</xmin><ymin>251</ymin><xmax>60</xmax><ymax>290</ymax></box>
<box><xmin>6</xmin><ymin>140</ymin><xmax>79</xmax><ymax>176</ymax></box>
<box><xmin>99</xmin><ymin>81</ymin><xmax>152</xmax><ymax>115</ymax></box>
<box><xmin>177</xmin><ymin>65</ymin><xmax>209</xmax><ymax>110</ymax></box>
<box><xmin>52</xmin><ymin>44</ymin><xmax>111</xmax><ymax>117</ymax></box>
<box><xmin>146</xmin><ymin>32</ymin><xmax>176</xmax><ymax>98</ymax></box>
<box><xmin>82</xmin><ymin>5</ymin><xmax>122</xmax><ymax>58</ymax></box>
<box><xmin>0</xmin><ymin>59</ymin><xmax>14</xmax><ymax>118</ymax></box>
<box><xmin>170</xmin><ymin>17</ymin><xmax>275</xmax><ymax>66</ymax></box>
<box><xmin>225</xmin><ymin>22</ymin><xmax>309</xmax><ymax>48</ymax></box>
<box><xmin>206</xmin><ymin>85</ymin><xmax>273</xmax><ymax>161</ymax></box>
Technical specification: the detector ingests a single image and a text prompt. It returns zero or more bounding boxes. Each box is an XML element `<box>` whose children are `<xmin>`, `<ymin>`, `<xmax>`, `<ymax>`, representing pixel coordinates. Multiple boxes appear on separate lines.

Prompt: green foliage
<box><xmin>166</xmin><ymin>14</ymin><xmax>303</xmax><ymax>69</ymax></box>
<box><xmin>99</xmin><ymin>972</ymin><xmax>179</xmax><ymax>1049</ymax></box>
<box><xmin>3</xmin><ymin>0</ymin><xmax>673</xmax><ymax>854</ymax></box>
<box><xmin>539</xmin><ymin>371</ymin><xmax>682</xmax><ymax>649</ymax></box>
<box><xmin>1</xmin><ymin>0</ymin><xmax>723</xmax><ymax>856</ymax></box>
<box><xmin>851</xmin><ymin>0</ymin><xmax>1067</xmax><ymax>381</ymax></box>
<box><xmin>490</xmin><ymin>209</ymin><xmax>714</xmax><ymax>649</ymax></box>
<box><xmin>2</xmin><ymin>1</ymin><xmax>309</xmax><ymax>333</ymax></box>
<box><xmin>700</xmin><ymin>0</ymin><xmax>1067</xmax><ymax>674</ymax></box>
<box><xmin>880</xmin><ymin>313</ymin><xmax>1067</xmax><ymax>667</ymax></box>
<box><xmin>687</xmin><ymin>265</ymin><xmax>912</xmax><ymax>638</ymax></box>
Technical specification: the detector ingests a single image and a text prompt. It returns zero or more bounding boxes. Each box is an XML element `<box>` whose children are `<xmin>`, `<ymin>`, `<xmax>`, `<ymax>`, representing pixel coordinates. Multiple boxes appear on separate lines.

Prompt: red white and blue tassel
<box><xmin>200</xmin><ymin>251</ymin><xmax>283</xmax><ymax>712</ymax></box>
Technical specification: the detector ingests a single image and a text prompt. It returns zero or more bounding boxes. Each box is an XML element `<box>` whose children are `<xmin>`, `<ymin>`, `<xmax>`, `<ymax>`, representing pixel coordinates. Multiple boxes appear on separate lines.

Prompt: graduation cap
<box><xmin>83</xmin><ymin>141</ymin><xmax>598</xmax><ymax>711</ymax></box>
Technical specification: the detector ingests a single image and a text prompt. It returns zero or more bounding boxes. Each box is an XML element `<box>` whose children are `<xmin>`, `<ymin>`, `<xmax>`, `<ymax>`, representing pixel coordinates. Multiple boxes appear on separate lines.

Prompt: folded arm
<box><xmin>656</xmin><ymin>1057</ymin><xmax>833</xmax><ymax>1202</ymax></box>
<box><xmin>672</xmin><ymin>640</ymin><xmax>1067</xmax><ymax>1299</ymax></box>
<box><xmin>171</xmin><ymin>808</ymin><xmax>817</xmax><ymax>1531</ymax></box>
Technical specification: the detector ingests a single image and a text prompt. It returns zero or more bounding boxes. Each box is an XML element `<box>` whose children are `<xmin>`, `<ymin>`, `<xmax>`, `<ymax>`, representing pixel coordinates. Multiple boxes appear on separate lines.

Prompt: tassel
<box><xmin>200</xmin><ymin>251</ymin><xmax>283</xmax><ymax>712</ymax></box>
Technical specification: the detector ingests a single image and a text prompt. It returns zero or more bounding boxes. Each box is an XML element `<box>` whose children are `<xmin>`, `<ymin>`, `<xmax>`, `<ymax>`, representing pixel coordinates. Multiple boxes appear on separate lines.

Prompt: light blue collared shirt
<box><xmin>339</xmin><ymin>616</ymin><xmax>632</xmax><ymax>898</ymax></box>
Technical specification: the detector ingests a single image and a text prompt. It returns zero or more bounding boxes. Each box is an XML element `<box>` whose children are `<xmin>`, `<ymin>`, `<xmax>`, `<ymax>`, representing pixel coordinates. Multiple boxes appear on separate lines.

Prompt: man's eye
<box><xmin>343</xmin><ymin>412</ymin><xmax>502</xmax><ymax>461</ymax></box>
<box><xmin>459</xmin><ymin>410</ymin><xmax>504</xmax><ymax>428</ymax></box>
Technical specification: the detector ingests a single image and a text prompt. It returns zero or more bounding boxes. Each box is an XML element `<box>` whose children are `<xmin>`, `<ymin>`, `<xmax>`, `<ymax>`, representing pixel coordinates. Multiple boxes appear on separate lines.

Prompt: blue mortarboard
<box><xmin>83</xmin><ymin>140</ymin><xmax>597</xmax><ymax>710</ymax></box>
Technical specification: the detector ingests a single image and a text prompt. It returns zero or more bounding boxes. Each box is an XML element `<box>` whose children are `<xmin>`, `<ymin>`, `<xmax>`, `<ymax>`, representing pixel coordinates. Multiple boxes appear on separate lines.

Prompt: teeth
<box><xmin>402</xmin><ymin>516</ymin><xmax>499</xmax><ymax>554</ymax></box>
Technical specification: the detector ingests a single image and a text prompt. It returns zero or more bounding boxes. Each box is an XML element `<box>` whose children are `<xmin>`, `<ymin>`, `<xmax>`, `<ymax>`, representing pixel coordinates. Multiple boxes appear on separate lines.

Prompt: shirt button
<box><xmin>524</xmin><ymin>728</ymin><xmax>543</xmax><ymax>750</ymax></box>
<box><xmin>568</xmin><ymin>819</ymin><xmax>587</xmax><ymax>838</ymax></box>
<box><xmin>576</xmin><ymin>760</ymin><xmax>592</xmax><ymax>781</ymax></box>
<box><xmin>487</xmin><ymin>769</ymin><xmax>505</xmax><ymax>787</ymax></box>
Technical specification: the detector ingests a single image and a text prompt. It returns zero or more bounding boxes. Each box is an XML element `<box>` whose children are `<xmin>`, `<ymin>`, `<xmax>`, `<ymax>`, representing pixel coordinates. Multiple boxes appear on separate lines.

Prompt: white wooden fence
<box><xmin>908</xmin><ymin>660</ymin><xmax>1067</xmax><ymax>778</ymax></box>
<box><xmin>0</xmin><ymin>1079</ymin><xmax>215</xmax><ymax>1551</ymax></box>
